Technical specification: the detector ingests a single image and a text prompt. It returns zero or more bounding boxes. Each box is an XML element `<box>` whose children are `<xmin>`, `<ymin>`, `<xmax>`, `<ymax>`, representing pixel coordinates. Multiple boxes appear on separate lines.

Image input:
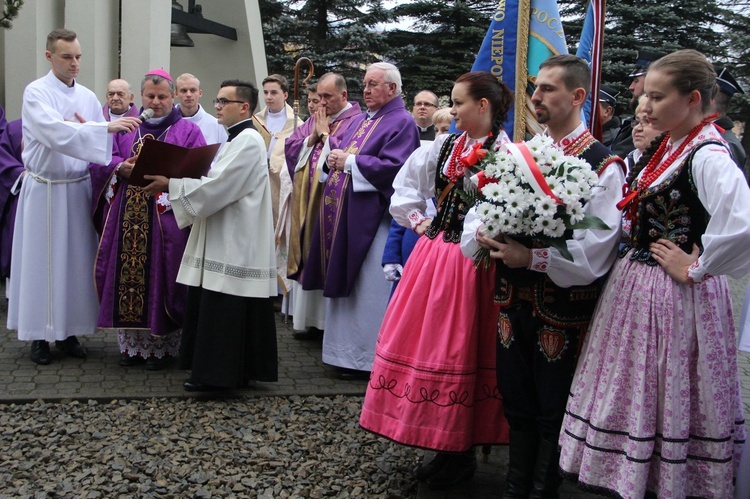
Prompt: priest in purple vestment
<box><xmin>89</xmin><ymin>69</ymin><xmax>206</xmax><ymax>370</ymax></box>
<box><xmin>284</xmin><ymin>72</ymin><xmax>362</xmax><ymax>338</ymax></box>
<box><xmin>0</xmin><ymin>119</ymin><xmax>23</xmax><ymax>280</ymax></box>
<box><xmin>101</xmin><ymin>79</ymin><xmax>139</xmax><ymax>122</ymax></box>
<box><xmin>306</xmin><ymin>62</ymin><xmax>421</xmax><ymax>377</ymax></box>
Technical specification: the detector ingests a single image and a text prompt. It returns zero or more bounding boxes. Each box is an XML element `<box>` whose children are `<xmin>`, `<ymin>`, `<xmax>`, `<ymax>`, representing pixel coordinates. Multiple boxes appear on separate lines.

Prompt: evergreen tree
<box><xmin>383</xmin><ymin>0</ymin><xmax>496</xmax><ymax>100</ymax></box>
<box><xmin>0</xmin><ymin>0</ymin><xmax>23</xmax><ymax>29</ymax></box>
<box><xmin>258</xmin><ymin>0</ymin><xmax>393</xmax><ymax>100</ymax></box>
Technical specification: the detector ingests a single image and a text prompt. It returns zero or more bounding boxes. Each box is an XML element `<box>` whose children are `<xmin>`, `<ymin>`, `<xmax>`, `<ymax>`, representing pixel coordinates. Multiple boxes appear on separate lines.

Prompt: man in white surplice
<box><xmin>8</xmin><ymin>29</ymin><xmax>140</xmax><ymax>365</ymax></box>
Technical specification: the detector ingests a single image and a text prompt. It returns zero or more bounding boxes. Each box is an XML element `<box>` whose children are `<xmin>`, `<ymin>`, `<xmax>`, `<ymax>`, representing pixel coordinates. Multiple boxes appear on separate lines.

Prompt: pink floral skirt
<box><xmin>360</xmin><ymin>236</ymin><xmax>509</xmax><ymax>452</ymax></box>
<box><xmin>559</xmin><ymin>254</ymin><xmax>745</xmax><ymax>498</ymax></box>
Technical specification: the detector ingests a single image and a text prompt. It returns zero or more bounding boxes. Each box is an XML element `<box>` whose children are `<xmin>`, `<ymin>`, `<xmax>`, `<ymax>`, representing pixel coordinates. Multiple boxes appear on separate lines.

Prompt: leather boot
<box><xmin>503</xmin><ymin>429</ymin><xmax>539</xmax><ymax>498</ymax></box>
<box><xmin>425</xmin><ymin>449</ymin><xmax>477</xmax><ymax>489</ymax></box>
<box><xmin>414</xmin><ymin>452</ymin><xmax>450</xmax><ymax>481</ymax></box>
<box><xmin>529</xmin><ymin>438</ymin><xmax>563</xmax><ymax>499</ymax></box>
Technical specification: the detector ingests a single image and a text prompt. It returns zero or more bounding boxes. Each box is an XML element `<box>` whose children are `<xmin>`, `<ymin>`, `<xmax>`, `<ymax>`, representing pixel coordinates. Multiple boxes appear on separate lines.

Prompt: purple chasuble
<box><xmin>0</xmin><ymin>119</ymin><xmax>24</xmax><ymax>278</ymax></box>
<box><xmin>285</xmin><ymin>104</ymin><xmax>362</xmax><ymax>281</ymax></box>
<box><xmin>0</xmin><ymin>105</ymin><xmax>6</xmax><ymax>134</ymax></box>
<box><xmin>101</xmin><ymin>103</ymin><xmax>139</xmax><ymax>122</ymax></box>
<box><xmin>90</xmin><ymin>107</ymin><xmax>206</xmax><ymax>335</ymax></box>
<box><xmin>302</xmin><ymin>96</ymin><xmax>420</xmax><ymax>297</ymax></box>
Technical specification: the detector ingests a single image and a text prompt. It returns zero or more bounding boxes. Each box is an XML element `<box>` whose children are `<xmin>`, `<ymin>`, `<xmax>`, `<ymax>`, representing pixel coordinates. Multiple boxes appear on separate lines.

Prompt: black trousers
<box><xmin>496</xmin><ymin>300</ymin><xmax>583</xmax><ymax>443</ymax></box>
<box><xmin>179</xmin><ymin>286</ymin><xmax>278</xmax><ymax>387</ymax></box>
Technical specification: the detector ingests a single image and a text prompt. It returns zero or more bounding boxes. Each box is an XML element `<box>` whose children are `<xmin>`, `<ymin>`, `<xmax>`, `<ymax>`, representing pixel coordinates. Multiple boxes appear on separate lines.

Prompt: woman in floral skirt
<box><xmin>559</xmin><ymin>49</ymin><xmax>750</xmax><ymax>498</ymax></box>
<box><xmin>359</xmin><ymin>72</ymin><xmax>512</xmax><ymax>489</ymax></box>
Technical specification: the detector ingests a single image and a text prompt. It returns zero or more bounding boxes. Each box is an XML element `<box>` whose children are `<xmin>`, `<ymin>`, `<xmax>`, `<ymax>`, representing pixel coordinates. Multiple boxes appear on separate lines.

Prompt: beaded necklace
<box><xmin>617</xmin><ymin>119</ymin><xmax>709</xmax><ymax>219</ymax></box>
<box><xmin>445</xmin><ymin>132</ymin><xmax>490</xmax><ymax>184</ymax></box>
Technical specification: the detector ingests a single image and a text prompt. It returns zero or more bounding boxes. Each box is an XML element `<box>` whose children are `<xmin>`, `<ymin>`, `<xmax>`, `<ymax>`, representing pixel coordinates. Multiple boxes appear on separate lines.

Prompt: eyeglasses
<box><xmin>414</xmin><ymin>101</ymin><xmax>437</xmax><ymax>108</ymax></box>
<box><xmin>363</xmin><ymin>81</ymin><xmax>391</xmax><ymax>90</ymax></box>
<box><xmin>213</xmin><ymin>98</ymin><xmax>246</xmax><ymax>109</ymax></box>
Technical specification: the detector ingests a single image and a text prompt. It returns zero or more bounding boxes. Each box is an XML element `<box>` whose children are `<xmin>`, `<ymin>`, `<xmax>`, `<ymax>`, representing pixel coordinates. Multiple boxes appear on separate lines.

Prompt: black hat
<box><xmin>715</xmin><ymin>66</ymin><xmax>744</xmax><ymax>96</ymax></box>
<box><xmin>628</xmin><ymin>50</ymin><xmax>666</xmax><ymax>78</ymax></box>
<box><xmin>598</xmin><ymin>85</ymin><xmax>619</xmax><ymax>107</ymax></box>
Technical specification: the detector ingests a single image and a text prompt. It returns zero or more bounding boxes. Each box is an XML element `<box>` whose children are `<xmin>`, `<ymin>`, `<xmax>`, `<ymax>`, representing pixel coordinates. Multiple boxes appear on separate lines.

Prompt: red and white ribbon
<box><xmin>505</xmin><ymin>142</ymin><xmax>564</xmax><ymax>205</ymax></box>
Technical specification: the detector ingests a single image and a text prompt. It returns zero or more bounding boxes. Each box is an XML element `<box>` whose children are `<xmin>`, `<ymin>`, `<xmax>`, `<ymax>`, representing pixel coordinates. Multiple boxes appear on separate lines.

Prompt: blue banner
<box><xmin>467</xmin><ymin>0</ymin><xmax>567</xmax><ymax>140</ymax></box>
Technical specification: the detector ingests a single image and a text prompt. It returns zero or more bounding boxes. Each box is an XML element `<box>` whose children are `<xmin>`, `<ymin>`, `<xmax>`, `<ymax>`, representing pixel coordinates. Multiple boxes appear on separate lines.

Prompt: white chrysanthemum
<box><xmin>482</xmin><ymin>183</ymin><xmax>503</xmax><ymax>203</ymax></box>
<box><xmin>506</xmin><ymin>191</ymin><xmax>532</xmax><ymax>216</ymax></box>
<box><xmin>566</xmin><ymin>201</ymin><xmax>585</xmax><ymax>224</ymax></box>
<box><xmin>483</xmin><ymin>221</ymin><xmax>501</xmax><ymax>238</ymax></box>
<box><xmin>533</xmin><ymin>197</ymin><xmax>558</xmax><ymax>218</ymax></box>
<box><xmin>484</xmin><ymin>162</ymin><xmax>500</xmax><ymax>179</ymax></box>
<box><xmin>476</xmin><ymin>202</ymin><xmax>494</xmax><ymax>218</ymax></box>
<box><xmin>533</xmin><ymin>216</ymin><xmax>565</xmax><ymax>238</ymax></box>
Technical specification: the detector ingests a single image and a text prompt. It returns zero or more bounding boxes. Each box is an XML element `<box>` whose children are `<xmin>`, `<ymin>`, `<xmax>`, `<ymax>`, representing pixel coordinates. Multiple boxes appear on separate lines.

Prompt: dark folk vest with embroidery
<box><xmin>493</xmin><ymin>133</ymin><xmax>621</xmax><ymax>328</ymax></box>
<box><xmin>425</xmin><ymin>134</ymin><xmax>477</xmax><ymax>244</ymax></box>
<box><xmin>618</xmin><ymin>141</ymin><xmax>716</xmax><ymax>266</ymax></box>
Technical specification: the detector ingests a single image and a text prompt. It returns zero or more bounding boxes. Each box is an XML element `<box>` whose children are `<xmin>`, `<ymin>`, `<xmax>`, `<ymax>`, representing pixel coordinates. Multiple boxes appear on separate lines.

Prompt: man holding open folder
<box><xmin>143</xmin><ymin>80</ymin><xmax>278</xmax><ymax>391</ymax></box>
<box><xmin>89</xmin><ymin>69</ymin><xmax>206</xmax><ymax>370</ymax></box>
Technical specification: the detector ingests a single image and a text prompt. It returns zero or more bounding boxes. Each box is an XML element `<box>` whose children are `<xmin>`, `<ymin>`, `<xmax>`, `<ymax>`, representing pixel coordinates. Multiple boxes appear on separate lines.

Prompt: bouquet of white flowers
<box><xmin>473</xmin><ymin>135</ymin><xmax>609</xmax><ymax>265</ymax></box>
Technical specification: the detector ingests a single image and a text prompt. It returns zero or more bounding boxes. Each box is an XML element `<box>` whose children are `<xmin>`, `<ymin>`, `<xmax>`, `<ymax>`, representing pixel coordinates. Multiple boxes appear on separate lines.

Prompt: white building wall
<box><xmin>0</xmin><ymin>0</ymin><xmax>267</xmax><ymax>120</ymax></box>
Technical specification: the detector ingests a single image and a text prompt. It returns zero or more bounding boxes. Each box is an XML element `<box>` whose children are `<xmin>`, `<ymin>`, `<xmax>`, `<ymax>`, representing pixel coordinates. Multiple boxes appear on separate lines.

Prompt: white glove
<box><xmin>383</xmin><ymin>263</ymin><xmax>403</xmax><ymax>282</ymax></box>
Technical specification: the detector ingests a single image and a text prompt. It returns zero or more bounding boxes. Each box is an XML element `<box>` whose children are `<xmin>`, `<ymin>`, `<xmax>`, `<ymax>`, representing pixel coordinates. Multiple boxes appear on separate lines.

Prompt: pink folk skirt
<box><xmin>360</xmin><ymin>236</ymin><xmax>509</xmax><ymax>452</ymax></box>
<box><xmin>559</xmin><ymin>254</ymin><xmax>746</xmax><ymax>498</ymax></box>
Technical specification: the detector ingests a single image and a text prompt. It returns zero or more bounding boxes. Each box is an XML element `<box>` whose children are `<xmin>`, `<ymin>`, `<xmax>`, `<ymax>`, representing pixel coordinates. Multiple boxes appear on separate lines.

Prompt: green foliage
<box><xmin>0</xmin><ymin>0</ymin><xmax>23</xmax><ymax>29</ymax></box>
<box><xmin>384</xmin><ymin>0</ymin><xmax>496</xmax><ymax>100</ymax></box>
<box><xmin>258</xmin><ymin>0</ymin><xmax>393</xmax><ymax>100</ymax></box>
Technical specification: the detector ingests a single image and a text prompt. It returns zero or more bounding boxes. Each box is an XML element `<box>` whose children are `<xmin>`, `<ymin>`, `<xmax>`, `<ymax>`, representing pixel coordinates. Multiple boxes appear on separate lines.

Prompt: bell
<box><xmin>171</xmin><ymin>1</ymin><xmax>194</xmax><ymax>47</ymax></box>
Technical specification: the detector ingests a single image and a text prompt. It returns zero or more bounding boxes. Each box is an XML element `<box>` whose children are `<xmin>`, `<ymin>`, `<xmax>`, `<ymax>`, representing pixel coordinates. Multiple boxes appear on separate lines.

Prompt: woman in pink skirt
<box><xmin>359</xmin><ymin>72</ymin><xmax>512</xmax><ymax>489</ymax></box>
<box><xmin>559</xmin><ymin>49</ymin><xmax>750</xmax><ymax>498</ymax></box>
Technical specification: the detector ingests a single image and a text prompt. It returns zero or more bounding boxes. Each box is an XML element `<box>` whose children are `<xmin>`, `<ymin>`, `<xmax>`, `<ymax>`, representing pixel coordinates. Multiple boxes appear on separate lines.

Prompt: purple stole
<box><xmin>287</xmin><ymin>106</ymin><xmax>361</xmax><ymax>280</ymax></box>
<box><xmin>301</xmin><ymin>97</ymin><xmax>420</xmax><ymax>297</ymax></box>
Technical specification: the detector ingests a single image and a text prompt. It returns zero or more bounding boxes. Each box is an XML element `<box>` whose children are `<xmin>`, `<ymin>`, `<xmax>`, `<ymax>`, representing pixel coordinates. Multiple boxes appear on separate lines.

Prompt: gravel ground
<box><xmin>0</xmin><ymin>395</ymin><xmax>420</xmax><ymax>498</ymax></box>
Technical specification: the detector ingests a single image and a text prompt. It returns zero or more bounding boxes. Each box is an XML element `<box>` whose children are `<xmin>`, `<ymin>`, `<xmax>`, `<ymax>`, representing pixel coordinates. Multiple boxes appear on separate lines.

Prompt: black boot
<box><xmin>503</xmin><ymin>429</ymin><xmax>539</xmax><ymax>498</ymax></box>
<box><xmin>414</xmin><ymin>452</ymin><xmax>450</xmax><ymax>481</ymax></box>
<box><xmin>425</xmin><ymin>449</ymin><xmax>477</xmax><ymax>489</ymax></box>
<box><xmin>529</xmin><ymin>438</ymin><xmax>563</xmax><ymax>499</ymax></box>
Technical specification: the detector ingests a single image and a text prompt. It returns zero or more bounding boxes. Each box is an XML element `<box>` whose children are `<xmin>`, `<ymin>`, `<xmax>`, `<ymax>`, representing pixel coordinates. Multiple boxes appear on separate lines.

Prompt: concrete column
<box><xmin>65</xmin><ymin>0</ymin><xmax>120</xmax><ymax>102</ymax></box>
<box><xmin>121</xmin><ymin>0</ymin><xmax>172</xmax><ymax>94</ymax></box>
<box><xmin>1</xmin><ymin>0</ymin><xmax>64</xmax><ymax>119</ymax></box>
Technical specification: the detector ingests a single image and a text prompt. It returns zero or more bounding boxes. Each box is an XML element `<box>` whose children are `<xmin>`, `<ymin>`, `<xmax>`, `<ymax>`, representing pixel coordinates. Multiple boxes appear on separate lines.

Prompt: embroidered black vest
<box><xmin>493</xmin><ymin>132</ymin><xmax>623</xmax><ymax>328</ymax></box>
<box><xmin>425</xmin><ymin>134</ymin><xmax>478</xmax><ymax>244</ymax></box>
<box><xmin>618</xmin><ymin>141</ymin><xmax>717</xmax><ymax>266</ymax></box>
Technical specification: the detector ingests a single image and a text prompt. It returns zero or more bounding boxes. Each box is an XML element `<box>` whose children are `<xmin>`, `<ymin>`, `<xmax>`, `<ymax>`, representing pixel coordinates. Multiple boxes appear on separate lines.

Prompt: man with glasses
<box><xmin>284</xmin><ymin>72</ymin><xmax>362</xmax><ymax>341</ymax></box>
<box><xmin>89</xmin><ymin>69</ymin><xmax>206</xmax><ymax>370</ymax></box>
<box><xmin>412</xmin><ymin>90</ymin><xmax>439</xmax><ymax>141</ymax></box>
<box><xmin>308</xmin><ymin>62</ymin><xmax>420</xmax><ymax>379</ymax></box>
<box><xmin>145</xmin><ymin>80</ymin><xmax>278</xmax><ymax>392</ymax></box>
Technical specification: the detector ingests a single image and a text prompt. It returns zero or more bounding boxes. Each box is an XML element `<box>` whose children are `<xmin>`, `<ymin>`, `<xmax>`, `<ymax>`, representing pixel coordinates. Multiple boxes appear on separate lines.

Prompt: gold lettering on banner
<box><xmin>490</xmin><ymin>0</ymin><xmax>508</xmax><ymax>78</ymax></box>
<box><xmin>494</xmin><ymin>0</ymin><xmax>506</xmax><ymax>21</ymax></box>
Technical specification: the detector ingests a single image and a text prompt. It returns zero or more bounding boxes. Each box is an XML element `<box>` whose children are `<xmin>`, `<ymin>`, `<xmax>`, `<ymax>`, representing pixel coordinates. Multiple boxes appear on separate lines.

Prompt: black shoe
<box><xmin>30</xmin><ymin>340</ymin><xmax>51</xmax><ymax>365</ymax></box>
<box><xmin>55</xmin><ymin>336</ymin><xmax>86</xmax><ymax>358</ymax></box>
<box><xmin>119</xmin><ymin>353</ymin><xmax>145</xmax><ymax>367</ymax></box>
<box><xmin>292</xmin><ymin>327</ymin><xmax>323</xmax><ymax>340</ymax></box>
<box><xmin>336</xmin><ymin>367</ymin><xmax>370</xmax><ymax>381</ymax></box>
<box><xmin>145</xmin><ymin>355</ymin><xmax>171</xmax><ymax>371</ymax></box>
<box><xmin>183</xmin><ymin>380</ymin><xmax>224</xmax><ymax>392</ymax></box>
<box><xmin>414</xmin><ymin>452</ymin><xmax>451</xmax><ymax>481</ymax></box>
<box><xmin>425</xmin><ymin>450</ymin><xmax>477</xmax><ymax>489</ymax></box>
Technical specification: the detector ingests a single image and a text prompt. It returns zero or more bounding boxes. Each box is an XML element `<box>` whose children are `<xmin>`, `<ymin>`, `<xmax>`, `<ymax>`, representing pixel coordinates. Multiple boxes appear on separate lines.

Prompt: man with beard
<box><xmin>462</xmin><ymin>55</ymin><xmax>625</xmax><ymax>497</ymax></box>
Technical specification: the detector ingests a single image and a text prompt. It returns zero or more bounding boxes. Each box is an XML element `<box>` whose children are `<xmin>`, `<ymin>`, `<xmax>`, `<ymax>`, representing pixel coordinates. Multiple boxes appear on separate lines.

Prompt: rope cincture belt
<box><xmin>26</xmin><ymin>168</ymin><xmax>90</xmax><ymax>333</ymax></box>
